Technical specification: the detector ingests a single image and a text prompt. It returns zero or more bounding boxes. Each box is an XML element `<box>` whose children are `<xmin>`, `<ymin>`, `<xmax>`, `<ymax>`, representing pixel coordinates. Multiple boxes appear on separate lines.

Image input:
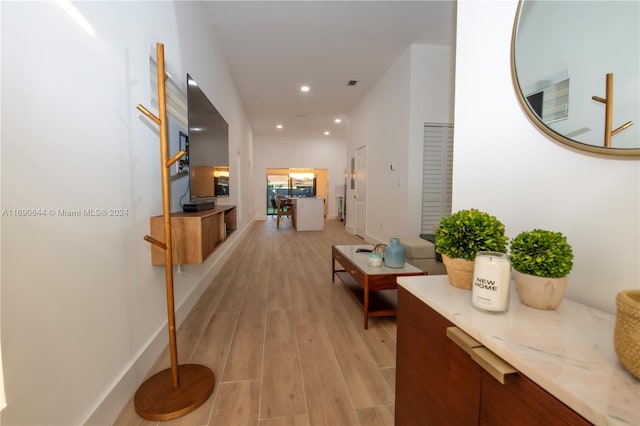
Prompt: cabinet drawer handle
<box><xmin>471</xmin><ymin>346</ymin><xmax>517</xmax><ymax>384</ymax></box>
<box><xmin>446</xmin><ymin>326</ymin><xmax>482</xmax><ymax>356</ymax></box>
<box><xmin>447</xmin><ymin>327</ymin><xmax>517</xmax><ymax>384</ymax></box>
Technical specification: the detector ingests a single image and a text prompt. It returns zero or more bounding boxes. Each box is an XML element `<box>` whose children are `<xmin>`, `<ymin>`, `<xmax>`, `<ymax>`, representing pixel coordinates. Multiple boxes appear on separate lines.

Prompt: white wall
<box><xmin>0</xmin><ymin>2</ymin><xmax>253</xmax><ymax>424</ymax></box>
<box><xmin>346</xmin><ymin>44</ymin><xmax>455</xmax><ymax>243</ymax></box>
<box><xmin>453</xmin><ymin>0</ymin><xmax>640</xmax><ymax>313</ymax></box>
<box><xmin>408</xmin><ymin>44</ymin><xmax>456</xmax><ymax>233</ymax></box>
<box><xmin>252</xmin><ymin>135</ymin><xmax>346</xmax><ymax>219</ymax></box>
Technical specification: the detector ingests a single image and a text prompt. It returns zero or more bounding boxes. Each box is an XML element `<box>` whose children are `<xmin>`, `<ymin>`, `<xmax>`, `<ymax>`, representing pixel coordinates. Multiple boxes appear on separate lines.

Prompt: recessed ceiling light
<box><xmin>334</xmin><ymin>118</ymin><xmax>342</xmax><ymax>124</ymax></box>
<box><xmin>324</xmin><ymin>131</ymin><xmax>330</xmax><ymax>136</ymax></box>
<box><xmin>300</xmin><ymin>85</ymin><xmax>310</xmax><ymax>93</ymax></box>
<box><xmin>276</xmin><ymin>124</ymin><xmax>283</xmax><ymax>129</ymax></box>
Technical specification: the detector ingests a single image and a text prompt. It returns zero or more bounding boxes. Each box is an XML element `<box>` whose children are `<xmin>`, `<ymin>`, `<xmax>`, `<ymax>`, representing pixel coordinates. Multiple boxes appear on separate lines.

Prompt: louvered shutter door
<box><xmin>421</xmin><ymin>124</ymin><xmax>454</xmax><ymax>234</ymax></box>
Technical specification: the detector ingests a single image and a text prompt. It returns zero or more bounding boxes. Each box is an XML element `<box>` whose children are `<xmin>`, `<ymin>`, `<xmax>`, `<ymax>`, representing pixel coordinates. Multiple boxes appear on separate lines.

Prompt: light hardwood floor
<box><xmin>115</xmin><ymin>218</ymin><xmax>397</xmax><ymax>426</ymax></box>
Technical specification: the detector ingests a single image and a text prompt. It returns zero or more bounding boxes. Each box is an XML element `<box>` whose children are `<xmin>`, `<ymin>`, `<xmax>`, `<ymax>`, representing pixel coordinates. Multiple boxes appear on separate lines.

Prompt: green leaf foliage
<box><xmin>435</xmin><ymin>209</ymin><xmax>508</xmax><ymax>261</ymax></box>
<box><xmin>510</xmin><ymin>229</ymin><xmax>574</xmax><ymax>278</ymax></box>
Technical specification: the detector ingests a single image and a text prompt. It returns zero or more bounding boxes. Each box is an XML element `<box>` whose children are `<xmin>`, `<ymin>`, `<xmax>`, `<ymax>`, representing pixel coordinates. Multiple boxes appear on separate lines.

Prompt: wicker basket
<box><xmin>614</xmin><ymin>289</ymin><xmax>640</xmax><ymax>379</ymax></box>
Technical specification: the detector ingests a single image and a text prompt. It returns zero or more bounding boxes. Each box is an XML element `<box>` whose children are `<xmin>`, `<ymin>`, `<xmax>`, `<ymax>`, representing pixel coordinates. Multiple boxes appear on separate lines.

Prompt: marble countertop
<box><xmin>397</xmin><ymin>275</ymin><xmax>639</xmax><ymax>426</ymax></box>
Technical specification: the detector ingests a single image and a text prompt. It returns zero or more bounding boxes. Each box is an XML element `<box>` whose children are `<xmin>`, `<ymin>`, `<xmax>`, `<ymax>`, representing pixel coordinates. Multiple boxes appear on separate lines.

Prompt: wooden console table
<box><xmin>395</xmin><ymin>275</ymin><xmax>639</xmax><ymax>426</ymax></box>
<box><xmin>332</xmin><ymin>245</ymin><xmax>426</xmax><ymax>329</ymax></box>
<box><xmin>149</xmin><ymin>205</ymin><xmax>236</xmax><ymax>265</ymax></box>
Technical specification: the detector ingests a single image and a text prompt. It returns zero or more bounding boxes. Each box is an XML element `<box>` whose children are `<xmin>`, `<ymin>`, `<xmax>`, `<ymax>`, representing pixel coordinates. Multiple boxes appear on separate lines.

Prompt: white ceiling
<box><xmin>204</xmin><ymin>1</ymin><xmax>457</xmax><ymax>140</ymax></box>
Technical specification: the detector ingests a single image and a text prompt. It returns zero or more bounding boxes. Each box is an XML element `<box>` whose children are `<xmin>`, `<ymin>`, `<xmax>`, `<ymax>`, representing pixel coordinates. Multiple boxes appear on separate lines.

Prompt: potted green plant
<box><xmin>435</xmin><ymin>209</ymin><xmax>508</xmax><ymax>289</ymax></box>
<box><xmin>510</xmin><ymin>229</ymin><xmax>574</xmax><ymax>310</ymax></box>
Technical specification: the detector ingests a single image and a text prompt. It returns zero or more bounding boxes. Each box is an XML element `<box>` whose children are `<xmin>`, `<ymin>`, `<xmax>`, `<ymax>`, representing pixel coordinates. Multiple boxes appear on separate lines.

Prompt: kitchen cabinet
<box><xmin>291</xmin><ymin>197</ymin><xmax>324</xmax><ymax>231</ymax></box>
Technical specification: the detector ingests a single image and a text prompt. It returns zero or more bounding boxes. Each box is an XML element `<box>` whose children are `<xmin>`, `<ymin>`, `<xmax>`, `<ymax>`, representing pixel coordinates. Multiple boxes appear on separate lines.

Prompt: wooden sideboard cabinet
<box><xmin>149</xmin><ymin>205</ymin><xmax>236</xmax><ymax>265</ymax></box>
<box><xmin>396</xmin><ymin>286</ymin><xmax>591</xmax><ymax>426</ymax></box>
<box><xmin>478</xmin><ymin>368</ymin><xmax>590</xmax><ymax>426</ymax></box>
<box><xmin>396</xmin><ymin>286</ymin><xmax>481</xmax><ymax>425</ymax></box>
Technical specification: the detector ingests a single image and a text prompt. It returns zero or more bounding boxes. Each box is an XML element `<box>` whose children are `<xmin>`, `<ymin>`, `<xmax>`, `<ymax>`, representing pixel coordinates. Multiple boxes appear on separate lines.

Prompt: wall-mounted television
<box><xmin>184</xmin><ymin>73</ymin><xmax>229</xmax><ymax>211</ymax></box>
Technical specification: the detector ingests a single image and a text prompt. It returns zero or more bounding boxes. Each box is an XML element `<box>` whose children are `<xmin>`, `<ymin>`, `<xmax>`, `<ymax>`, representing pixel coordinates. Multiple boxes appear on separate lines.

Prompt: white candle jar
<box><xmin>471</xmin><ymin>251</ymin><xmax>511</xmax><ymax>313</ymax></box>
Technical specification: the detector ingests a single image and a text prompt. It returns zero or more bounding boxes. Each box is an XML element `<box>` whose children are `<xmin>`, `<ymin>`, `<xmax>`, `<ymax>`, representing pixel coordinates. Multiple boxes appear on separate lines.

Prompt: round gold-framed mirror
<box><xmin>511</xmin><ymin>0</ymin><xmax>639</xmax><ymax>157</ymax></box>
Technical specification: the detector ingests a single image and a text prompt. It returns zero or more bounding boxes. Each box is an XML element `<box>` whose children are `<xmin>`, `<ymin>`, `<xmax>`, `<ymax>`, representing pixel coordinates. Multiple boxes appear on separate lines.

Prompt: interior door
<box><xmin>355</xmin><ymin>145</ymin><xmax>367</xmax><ymax>238</ymax></box>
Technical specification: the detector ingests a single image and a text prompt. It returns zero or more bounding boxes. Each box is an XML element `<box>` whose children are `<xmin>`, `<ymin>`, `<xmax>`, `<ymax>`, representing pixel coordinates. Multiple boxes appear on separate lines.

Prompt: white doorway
<box><xmin>355</xmin><ymin>145</ymin><xmax>367</xmax><ymax>238</ymax></box>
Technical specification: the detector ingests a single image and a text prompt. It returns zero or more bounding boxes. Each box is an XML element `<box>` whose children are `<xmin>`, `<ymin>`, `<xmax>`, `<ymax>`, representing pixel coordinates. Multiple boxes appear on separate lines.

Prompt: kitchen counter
<box><xmin>290</xmin><ymin>197</ymin><xmax>324</xmax><ymax>231</ymax></box>
<box><xmin>397</xmin><ymin>275</ymin><xmax>639</xmax><ymax>426</ymax></box>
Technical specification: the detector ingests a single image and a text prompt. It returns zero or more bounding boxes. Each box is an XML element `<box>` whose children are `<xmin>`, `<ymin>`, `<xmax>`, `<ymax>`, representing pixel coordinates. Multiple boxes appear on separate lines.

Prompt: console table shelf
<box><xmin>335</xmin><ymin>271</ymin><xmax>398</xmax><ymax>319</ymax></box>
<box><xmin>149</xmin><ymin>205</ymin><xmax>236</xmax><ymax>265</ymax></box>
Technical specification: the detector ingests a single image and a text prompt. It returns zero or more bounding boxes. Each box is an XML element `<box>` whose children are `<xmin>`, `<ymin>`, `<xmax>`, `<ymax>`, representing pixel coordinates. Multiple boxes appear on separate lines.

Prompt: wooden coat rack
<box><xmin>133</xmin><ymin>42</ymin><xmax>215</xmax><ymax>421</ymax></box>
<box><xmin>592</xmin><ymin>73</ymin><xmax>633</xmax><ymax>148</ymax></box>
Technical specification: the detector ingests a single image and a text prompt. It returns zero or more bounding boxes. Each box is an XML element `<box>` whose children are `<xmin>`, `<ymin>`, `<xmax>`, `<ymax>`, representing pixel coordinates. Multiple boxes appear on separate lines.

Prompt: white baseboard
<box><xmin>84</xmin><ymin>220</ymin><xmax>253</xmax><ymax>425</ymax></box>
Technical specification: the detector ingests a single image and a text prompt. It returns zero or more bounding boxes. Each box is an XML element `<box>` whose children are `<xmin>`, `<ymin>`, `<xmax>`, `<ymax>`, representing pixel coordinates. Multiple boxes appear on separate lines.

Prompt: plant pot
<box><xmin>513</xmin><ymin>270</ymin><xmax>568</xmax><ymax>310</ymax></box>
<box><xmin>614</xmin><ymin>289</ymin><xmax>640</xmax><ymax>379</ymax></box>
<box><xmin>442</xmin><ymin>254</ymin><xmax>474</xmax><ymax>290</ymax></box>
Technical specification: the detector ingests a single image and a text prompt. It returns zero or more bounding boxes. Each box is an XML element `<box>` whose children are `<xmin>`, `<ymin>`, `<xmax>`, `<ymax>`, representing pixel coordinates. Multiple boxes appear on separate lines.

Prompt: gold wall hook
<box><xmin>592</xmin><ymin>73</ymin><xmax>634</xmax><ymax>147</ymax></box>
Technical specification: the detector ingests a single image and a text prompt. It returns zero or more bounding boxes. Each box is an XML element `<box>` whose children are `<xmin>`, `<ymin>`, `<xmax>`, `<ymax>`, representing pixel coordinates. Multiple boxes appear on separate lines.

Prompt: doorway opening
<box><xmin>265</xmin><ymin>168</ymin><xmax>328</xmax><ymax>217</ymax></box>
